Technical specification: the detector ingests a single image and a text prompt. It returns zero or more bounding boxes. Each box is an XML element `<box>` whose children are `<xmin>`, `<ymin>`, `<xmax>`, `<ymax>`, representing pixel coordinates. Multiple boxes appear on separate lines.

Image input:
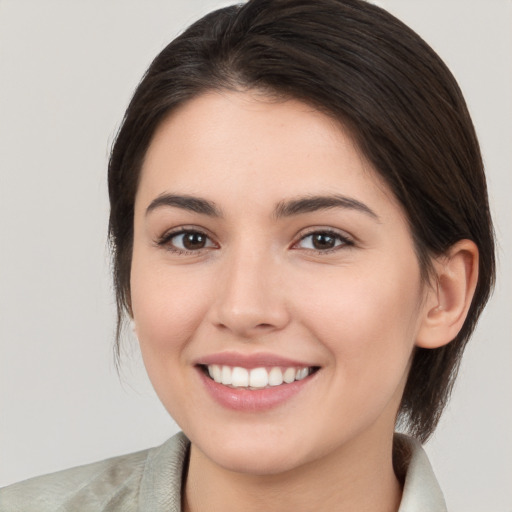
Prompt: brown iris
<box><xmin>311</xmin><ymin>233</ymin><xmax>337</xmax><ymax>250</ymax></box>
<box><xmin>182</xmin><ymin>232</ymin><xmax>208</xmax><ymax>250</ymax></box>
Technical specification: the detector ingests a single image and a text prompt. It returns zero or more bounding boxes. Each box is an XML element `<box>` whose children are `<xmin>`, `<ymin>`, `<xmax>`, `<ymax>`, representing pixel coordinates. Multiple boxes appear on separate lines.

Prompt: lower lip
<box><xmin>198</xmin><ymin>368</ymin><xmax>316</xmax><ymax>411</ymax></box>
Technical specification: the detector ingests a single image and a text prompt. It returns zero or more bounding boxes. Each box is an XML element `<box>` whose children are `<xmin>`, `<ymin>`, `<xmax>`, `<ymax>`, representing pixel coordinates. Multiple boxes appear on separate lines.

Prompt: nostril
<box><xmin>209</xmin><ymin>293</ymin><xmax>291</xmax><ymax>336</ymax></box>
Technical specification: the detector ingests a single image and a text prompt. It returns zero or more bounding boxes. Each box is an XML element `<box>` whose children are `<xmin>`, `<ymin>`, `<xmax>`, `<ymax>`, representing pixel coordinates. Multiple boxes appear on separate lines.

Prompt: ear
<box><xmin>416</xmin><ymin>240</ymin><xmax>479</xmax><ymax>349</ymax></box>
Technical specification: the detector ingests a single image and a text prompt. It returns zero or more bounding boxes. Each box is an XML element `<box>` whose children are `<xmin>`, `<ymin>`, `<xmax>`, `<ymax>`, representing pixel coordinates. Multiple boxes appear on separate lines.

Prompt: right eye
<box><xmin>158</xmin><ymin>230</ymin><xmax>216</xmax><ymax>253</ymax></box>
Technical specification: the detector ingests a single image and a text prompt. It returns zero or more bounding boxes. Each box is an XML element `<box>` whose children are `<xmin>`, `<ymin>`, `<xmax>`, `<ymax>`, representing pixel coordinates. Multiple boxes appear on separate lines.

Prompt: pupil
<box><xmin>313</xmin><ymin>233</ymin><xmax>335</xmax><ymax>250</ymax></box>
<box><xmin>183</xmin><ymin>233</ymin><xmax>206</xmax><ymax>250</ymax></box>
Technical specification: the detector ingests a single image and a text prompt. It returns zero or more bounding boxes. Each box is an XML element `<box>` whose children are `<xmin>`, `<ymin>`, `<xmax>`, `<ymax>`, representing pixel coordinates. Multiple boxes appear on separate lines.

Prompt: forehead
<box><xmin>137</xmin><ymin>90</ymin><xmax>401</xmax><ymax>217</ymax></box>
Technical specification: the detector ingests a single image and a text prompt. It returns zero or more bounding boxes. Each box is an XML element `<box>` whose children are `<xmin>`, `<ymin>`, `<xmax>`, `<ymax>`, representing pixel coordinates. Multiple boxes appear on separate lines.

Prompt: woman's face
<box><xmin>131</xmin><ymin>91</ymin><xmax>429</xmax><ymax>475</ymax></box>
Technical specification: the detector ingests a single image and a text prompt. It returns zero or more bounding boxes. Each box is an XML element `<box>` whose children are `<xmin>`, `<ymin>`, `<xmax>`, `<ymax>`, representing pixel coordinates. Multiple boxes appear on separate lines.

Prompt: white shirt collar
<box><xmin>395</xmin><ymin>434</ymin><xmax>447</xmax><ymax>512</ymax></box>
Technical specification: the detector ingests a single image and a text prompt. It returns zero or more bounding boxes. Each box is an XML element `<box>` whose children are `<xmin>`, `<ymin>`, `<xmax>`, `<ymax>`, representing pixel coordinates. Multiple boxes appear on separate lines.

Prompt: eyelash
<box><xmin>156</xmin><ymin>228</ymin><xmax>217</xmax><ymax>255</ymax></box>
<box><xmin>156</xmin><ymin>228</ymin><xmax>354</xmax><ymax>255</ymax></box>
<box><xmin>293</xmin><ymin>229</ymin><xmax>354</xmax><ymax>253</ymax></box>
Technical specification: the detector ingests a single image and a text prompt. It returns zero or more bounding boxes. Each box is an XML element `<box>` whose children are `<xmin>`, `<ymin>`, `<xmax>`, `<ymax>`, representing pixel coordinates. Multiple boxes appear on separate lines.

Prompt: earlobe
<box><xmin>416</xmin><ymin>240</ymin><xmax>479</xmax><ymax>349</ymax></box>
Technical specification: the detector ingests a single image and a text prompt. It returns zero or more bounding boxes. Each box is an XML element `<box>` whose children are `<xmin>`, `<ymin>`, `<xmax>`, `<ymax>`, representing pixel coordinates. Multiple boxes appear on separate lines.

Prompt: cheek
<box><xmin>130</xmin><ymin>257</ymin><xmax>211</xmax><ymax>360</ymax></box>
<box><xmin>129</xmin><ymin>260</ymin><xmax>215</xmax><ymax>423</ymax></box>
<box><xmin>294</xmin><ymin>257</ymin><xmax>423</xmax><ymax>389</ymax></box>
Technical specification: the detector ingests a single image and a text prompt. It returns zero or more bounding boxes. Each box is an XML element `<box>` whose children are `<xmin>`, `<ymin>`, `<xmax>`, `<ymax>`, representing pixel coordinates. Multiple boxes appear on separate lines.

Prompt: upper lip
<box><xmin>195</xmin><ymin>351</ymin><xmax>318</xmax><ymax>369</ymax></box>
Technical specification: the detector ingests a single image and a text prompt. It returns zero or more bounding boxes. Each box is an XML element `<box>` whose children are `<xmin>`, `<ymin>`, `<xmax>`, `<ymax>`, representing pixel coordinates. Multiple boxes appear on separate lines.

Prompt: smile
<box><xmin>196</xmin><ymin>352</ymin><xmax>321</xmax><ymax>410</ymax></box>
<box><xmin>204</xmin><ymin>365</ymin><xmax>316</xmax><ymax>389</ymax></box>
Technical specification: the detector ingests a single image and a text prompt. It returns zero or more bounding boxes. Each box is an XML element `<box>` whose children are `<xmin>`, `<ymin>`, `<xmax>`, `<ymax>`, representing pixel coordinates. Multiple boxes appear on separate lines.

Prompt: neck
<box><xmin>183</xmin><ymin>430</ymin><xmax>402</xmax><ymax>512</ymax></box>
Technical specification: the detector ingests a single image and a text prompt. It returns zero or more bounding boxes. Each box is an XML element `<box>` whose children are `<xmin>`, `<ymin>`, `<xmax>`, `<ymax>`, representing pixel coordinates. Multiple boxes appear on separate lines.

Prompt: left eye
<box><xmin>296</xmin><ymin>231</ymin><xmax>350</xmax><ymax>251</ymax></box>
<box><xmin>164</xmin><ymin>230</ymin><xmax>215</xmax><ymax>251</ymax></box>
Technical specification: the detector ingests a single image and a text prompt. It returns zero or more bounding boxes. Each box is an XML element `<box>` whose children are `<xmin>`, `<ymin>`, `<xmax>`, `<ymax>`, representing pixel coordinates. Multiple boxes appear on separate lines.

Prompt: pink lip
<box><xmin>195</xmin><ymin>351</ymin><xmax>315</xmax><ymax>369</ymax></box>
<box><xmin>196</xmin><ymin>365</ymin><xmax>319</xmax><ymax>413</ymax></box>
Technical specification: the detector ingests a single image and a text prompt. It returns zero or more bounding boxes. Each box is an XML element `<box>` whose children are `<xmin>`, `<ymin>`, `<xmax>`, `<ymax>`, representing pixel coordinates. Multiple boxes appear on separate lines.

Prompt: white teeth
<box><xmin>221</xmin><ymin>365</ymin><xmax>232</xmax><ymax>385</ymax></box>
<box><xmin>283</xmin><ymin>367</ymin><xmax>296</xmax><ymax>383</ymax></box>
<box><xmin>231</xmin><ymin>367</ymin><xmax>249</xmax><ymax>387</ymax></box>
<box><xmin>268</xmin><ymin>367</ymin><xmax>284</xmax><ymax>386</ymax></box>
<box><xmin>249</xmin><ymin>368</ymin><xmax>269</xmax><ymax>388</ymax></box>
<box><xmin>296</xmin><ymin>368</ymin><xmax>309</xmax><ymax>380</ymax></box>
<box><xmin>210</xmin><ymin>364</ymin><xmax>222</xmax><ymax>383</ymax></box>
<box><xmin>206</xmin><ymin>365</ymin><xmax>314</xmax><ymax>389</ymax></box>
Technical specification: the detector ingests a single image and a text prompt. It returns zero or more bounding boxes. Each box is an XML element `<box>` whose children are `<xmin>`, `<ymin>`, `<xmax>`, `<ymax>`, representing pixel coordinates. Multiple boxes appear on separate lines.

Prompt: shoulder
<box><xmin>0</xmin><ymin>450</ymin><xmax>148</xmax><ymax>512</ymax></box>
<box><xmin>0</xmin><ymin>432</ymin><xmax>189</xmax><ymax>512</ymax></box>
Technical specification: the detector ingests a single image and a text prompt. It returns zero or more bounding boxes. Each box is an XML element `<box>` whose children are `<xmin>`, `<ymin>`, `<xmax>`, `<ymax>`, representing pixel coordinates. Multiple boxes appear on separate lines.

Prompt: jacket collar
<box><xmin>138</xmin><ymin>432</ymin><xmax>447</xmax><ymax>512</ymax></box>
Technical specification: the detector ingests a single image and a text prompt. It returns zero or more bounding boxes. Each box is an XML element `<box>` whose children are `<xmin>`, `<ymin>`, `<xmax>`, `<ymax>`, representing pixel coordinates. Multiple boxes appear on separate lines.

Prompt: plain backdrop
<box><xmin>0</xmin><ymin>1</ymin><xmax>511</xmax><ymax>510</ymax></box>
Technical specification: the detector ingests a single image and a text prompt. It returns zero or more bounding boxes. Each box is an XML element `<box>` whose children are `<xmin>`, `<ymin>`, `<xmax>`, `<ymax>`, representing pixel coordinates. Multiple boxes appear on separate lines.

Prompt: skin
<box><xmin>130</xmin><ymin>90</ymin><xmax>477</xmax><ymax>512</ymax></box>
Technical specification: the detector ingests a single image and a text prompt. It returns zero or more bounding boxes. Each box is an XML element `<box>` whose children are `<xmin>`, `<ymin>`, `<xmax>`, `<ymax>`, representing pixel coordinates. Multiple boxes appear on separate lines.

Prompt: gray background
<box><xmin>1</xmin><ymin>1</ymin><xmax>511</xmax><ymax>510</ymax></box>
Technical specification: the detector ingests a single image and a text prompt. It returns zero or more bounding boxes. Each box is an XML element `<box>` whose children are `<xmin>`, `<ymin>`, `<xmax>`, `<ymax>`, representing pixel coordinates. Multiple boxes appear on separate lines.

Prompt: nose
<box><xmin>208</xmin><ymin>247</ymin><xmax>290</xmax><ymax>339</ymax></box>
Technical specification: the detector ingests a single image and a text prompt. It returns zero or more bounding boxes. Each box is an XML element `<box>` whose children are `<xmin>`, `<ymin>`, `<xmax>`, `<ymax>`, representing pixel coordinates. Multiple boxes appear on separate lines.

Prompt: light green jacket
<box><xmin>0</xmin><ymin>432</ymin><xmax>447</xmax><ymax>511</ymax></box>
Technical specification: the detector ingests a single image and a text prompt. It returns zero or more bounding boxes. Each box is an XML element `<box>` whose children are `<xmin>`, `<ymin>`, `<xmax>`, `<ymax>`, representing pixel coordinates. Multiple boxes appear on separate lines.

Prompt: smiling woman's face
<box><xmin>131</xmin><ymin>90</ymin><xmax>430</xmax><ymax>475</ymax></box>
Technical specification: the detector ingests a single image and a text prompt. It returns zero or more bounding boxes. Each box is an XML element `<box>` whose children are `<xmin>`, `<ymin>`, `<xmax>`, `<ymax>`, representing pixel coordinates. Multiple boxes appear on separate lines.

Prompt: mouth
<box><xmin>199</xmin><ymin>364</ymin><xmax>320</xmax><ymax>390</ymax></box>
<box><xmin>195</xmin><ymin>352</ymin><xmax>321</xmax><ymax>410</ymax></box>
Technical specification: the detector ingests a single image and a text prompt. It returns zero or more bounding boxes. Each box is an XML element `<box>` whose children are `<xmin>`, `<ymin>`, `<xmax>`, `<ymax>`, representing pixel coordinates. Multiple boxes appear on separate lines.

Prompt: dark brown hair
<box><xmin>108</xmin><ymin>0</ymin><xmax>495</xmax><ymax>442</ymax></box>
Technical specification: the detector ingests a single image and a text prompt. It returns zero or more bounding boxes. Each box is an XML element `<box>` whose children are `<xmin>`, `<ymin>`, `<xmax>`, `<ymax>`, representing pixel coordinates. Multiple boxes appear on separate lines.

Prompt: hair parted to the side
<box><xmin>108</xmin><ymin>0</ymin><xmax>495</xmax><ymax>442</ymax></box>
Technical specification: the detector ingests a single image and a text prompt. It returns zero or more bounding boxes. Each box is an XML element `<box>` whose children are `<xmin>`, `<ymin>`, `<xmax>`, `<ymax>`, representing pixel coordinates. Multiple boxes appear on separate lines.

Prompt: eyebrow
<box><xmin>146</xmin><ymin>194</ymin><xmax>222</xmax><ymax>217</ymax></box>
<box><xmin>273</xmin><ymin>195</ymin><xmax>379</xmax><ymax>220</ymax></box>
<box><xmin>145</xmin><ymin>193</ymin><xmax>378</xmax><ymax>221</ymax></box>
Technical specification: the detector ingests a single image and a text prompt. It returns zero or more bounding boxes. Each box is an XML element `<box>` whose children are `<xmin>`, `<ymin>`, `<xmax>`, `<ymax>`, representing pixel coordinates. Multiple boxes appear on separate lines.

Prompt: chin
<box><xmin>204</xmin><ymin>442</ymin><xmax>308</xmax><ymax>476</ymax></box>
<box><xmin>185</xmin><ymin>422</ymin><xmax>314</xmax><ymax>476</ymax></box>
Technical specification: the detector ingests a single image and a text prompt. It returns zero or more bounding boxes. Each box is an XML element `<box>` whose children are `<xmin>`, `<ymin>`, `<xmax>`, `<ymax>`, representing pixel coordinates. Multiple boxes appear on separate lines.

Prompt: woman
<box><xmin>0</xmin><ymin>0</ymin><xmax>497</xmax><ymax>510</ymax></box>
